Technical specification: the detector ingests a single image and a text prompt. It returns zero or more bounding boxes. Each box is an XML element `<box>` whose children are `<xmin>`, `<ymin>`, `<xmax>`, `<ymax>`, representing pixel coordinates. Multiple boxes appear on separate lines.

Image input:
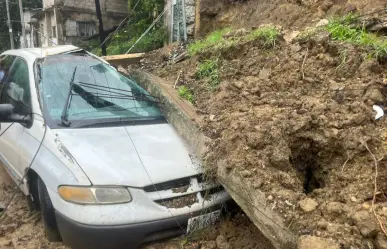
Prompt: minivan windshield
<box><xmin>38</xmin><ymin>52</ymin><xmax>164</xmax><ymax>128</ymax></box>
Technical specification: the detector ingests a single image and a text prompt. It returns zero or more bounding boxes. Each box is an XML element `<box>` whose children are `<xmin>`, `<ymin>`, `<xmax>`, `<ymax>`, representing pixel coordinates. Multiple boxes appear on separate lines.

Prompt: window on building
<box><xmin>76</xmin><ymin>21</ymin><xmax>96</xmax><ymax>37</ymax></box>
<box><xmin>52</xmin><ymin>26</ymin><xmax>57</xmax><ymax>38</ymax></box>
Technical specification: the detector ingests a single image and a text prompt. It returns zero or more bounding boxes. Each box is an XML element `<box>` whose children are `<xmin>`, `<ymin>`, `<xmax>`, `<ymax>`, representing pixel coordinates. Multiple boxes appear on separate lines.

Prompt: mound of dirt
<box><xmin>197</xmin><ymin>0</ymin><xmax>387</xmax><ymax>37</ymax></box>
<box><xmin>140</xmin><ymin>19</ymin><xmax>387</xmax><ymax>248</ymax></box>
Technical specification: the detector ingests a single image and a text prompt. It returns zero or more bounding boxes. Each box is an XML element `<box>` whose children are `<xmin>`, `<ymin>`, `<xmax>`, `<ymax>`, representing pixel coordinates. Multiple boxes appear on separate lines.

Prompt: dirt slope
<box><xmin>198</xmin><ymin>0</ymin><xmax>387</xmax><ymax>36</ymax></box>
<box><xmin>140</xmin><ymin>4</ymin><xmax>387</xmax><ymax>248</ymax></box>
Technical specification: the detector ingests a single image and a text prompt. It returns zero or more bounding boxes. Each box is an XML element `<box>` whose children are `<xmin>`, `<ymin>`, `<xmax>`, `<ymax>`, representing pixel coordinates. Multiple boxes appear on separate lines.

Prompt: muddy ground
<box><xmin>197</xmin><ymin>0</ymin><xmax>386</xmax><ymax>37</ymax></box>
<box><xmin>138</xmin><ymin>9</ymin><xmax>387</xmax><ymax>249</ymax></box>
<box><xmin>0</xmin><ymin>166</ymin><xmax>274</xmax><ymax>249</ymax></box>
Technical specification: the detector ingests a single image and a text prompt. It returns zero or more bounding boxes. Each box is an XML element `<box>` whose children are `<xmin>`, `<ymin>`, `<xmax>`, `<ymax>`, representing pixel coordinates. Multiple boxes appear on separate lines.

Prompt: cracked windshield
<box><xmin>39</xmin><ymin>53</ymin><xmax>162</xmax><ymax>127</ymax></box>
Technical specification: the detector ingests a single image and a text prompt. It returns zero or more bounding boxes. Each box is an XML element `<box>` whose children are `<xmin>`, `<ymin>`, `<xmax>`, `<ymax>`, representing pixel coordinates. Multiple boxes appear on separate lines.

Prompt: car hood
<box><xmin>54</xmin><ymin>124</ymin><xmax>202</xmax><ymax>187</ymax></box>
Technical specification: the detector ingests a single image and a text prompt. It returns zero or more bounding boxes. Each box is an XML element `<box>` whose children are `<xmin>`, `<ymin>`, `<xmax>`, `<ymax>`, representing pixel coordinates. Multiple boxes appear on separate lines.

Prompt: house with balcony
<box><xmin>30</xmin><ymin>0</ymin><xmax>128</xmax><ymax>47</ymax></box>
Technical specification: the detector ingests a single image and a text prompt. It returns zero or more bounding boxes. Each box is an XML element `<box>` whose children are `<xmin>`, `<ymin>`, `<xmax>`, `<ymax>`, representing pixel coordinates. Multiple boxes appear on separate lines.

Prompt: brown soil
<box><xmin>140</xmin><ymin>11</ymin><xmax>387</xmax><ymax>249</ymax></box>
<box><xmin>197</xmin><ymin>0</ymin><xmax>387</xmax><ymax>37</ymax></box>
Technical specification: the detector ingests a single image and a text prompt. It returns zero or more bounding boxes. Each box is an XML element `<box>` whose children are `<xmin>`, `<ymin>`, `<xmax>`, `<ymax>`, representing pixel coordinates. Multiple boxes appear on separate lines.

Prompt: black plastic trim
<box><xmin>55</xmin><ymin>202</ymin><xmax>230</xmax><ymax>249</ymax></box>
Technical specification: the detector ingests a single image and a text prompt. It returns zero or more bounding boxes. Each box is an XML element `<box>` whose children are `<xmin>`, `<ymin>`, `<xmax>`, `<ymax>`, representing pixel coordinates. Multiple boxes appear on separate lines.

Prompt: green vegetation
<box><xmin>103</xmin><ymin>27</ymin><xmax>167</xmax><ymax>55</ymax></box>
<box><xmin>188</xmin><ymin>26</ymin><xmax>280</xmax><ymax>56</ymax></box>
<box><xmin>195</xmin><ymin>59</ymin><xmax>220</xmax><ymax>90</ymax></box>
<box><xmin>178</xmin><ymin>86</ymin><xmax>195</xmax><ymax>103</ymax></box>
<box><xmin>188</xmin><ymin>28</ymin><xmax>233</xmax><ymax>55</ymax></box>
<box><xmin>247</xmin><ymin>25</ymin><xmax>279</xmax><ymax>47</ymax></box>
<box><xmin>91</xmin><ymin>0</ymin><xmax>166</xmax><ymax>55</ymax></box>
<box><xmin>326</xmin><ymin>14</ymin><xmax>387</xmax><ymax>58</ymax></box>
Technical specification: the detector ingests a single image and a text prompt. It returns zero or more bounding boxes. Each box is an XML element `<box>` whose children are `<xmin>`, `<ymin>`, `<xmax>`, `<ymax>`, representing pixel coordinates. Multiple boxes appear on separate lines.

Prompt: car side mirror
<box><xmin>0</xmin><ymin>104</ymin><xmax>32</xmax><ymax>127</ymax></box>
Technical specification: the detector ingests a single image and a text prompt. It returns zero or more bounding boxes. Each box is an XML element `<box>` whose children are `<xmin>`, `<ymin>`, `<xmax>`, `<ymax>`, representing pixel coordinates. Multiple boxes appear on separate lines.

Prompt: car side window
<box><xmin>0</xmin><ymin>57</ymin><xmax>31</xmax><ymax>112</ymax></box>
<box><xmin>0</xmin><ymin>55</ymin><xmax>16</xmax><ymax>92</ymax></box>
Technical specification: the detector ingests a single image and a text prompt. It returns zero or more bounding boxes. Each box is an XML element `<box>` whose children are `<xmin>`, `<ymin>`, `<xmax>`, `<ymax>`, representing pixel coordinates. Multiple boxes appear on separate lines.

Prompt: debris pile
<box><xmin>142</xmin><ymin>10</ymin><xmax>387</xmax><ymax>249</ymax></box>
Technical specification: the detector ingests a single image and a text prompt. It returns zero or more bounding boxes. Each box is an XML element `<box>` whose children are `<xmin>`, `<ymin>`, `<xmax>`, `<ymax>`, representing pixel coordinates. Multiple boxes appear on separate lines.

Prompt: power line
<box><xmin>99</xmin><ymin>0</ymin><xmax>141</xmax><ymax>49</ymax></box>
<box><xmin>126</xmin><ymin>6</ymin><xmax>168</xmax><ymax>54</ymax></box>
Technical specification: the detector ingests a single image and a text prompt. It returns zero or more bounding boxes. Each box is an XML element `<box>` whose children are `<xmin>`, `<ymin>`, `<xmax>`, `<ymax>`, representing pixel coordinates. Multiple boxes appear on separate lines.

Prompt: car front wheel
<box><xmin>37</xmin><ymin>177</ymin><xmax>62</xmax><ymax>242</ymax></box>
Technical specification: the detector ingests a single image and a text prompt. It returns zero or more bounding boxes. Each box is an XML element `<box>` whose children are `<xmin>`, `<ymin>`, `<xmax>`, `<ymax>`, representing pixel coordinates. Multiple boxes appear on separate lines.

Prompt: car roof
<box><xmin>1</xmin><ymin>45</ymin><xmax>83</xmax><ymax>62</ymax></box>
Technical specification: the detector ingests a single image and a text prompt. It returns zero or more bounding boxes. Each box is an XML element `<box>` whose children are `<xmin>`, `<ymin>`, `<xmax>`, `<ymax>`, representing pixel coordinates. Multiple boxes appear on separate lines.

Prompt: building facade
<box><xmin>30</xmin><ymin>0</ymin><xmax>128</xmax><ymax>47</ymax></box>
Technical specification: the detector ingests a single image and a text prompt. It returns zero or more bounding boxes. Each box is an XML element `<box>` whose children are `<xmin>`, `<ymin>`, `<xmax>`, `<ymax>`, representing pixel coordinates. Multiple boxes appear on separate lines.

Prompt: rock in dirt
<box><xmin>362</xmin><ymin>239</ymin><xmax>376</xmax><ymax>249</ymax></box>
<box><xmin>232</xmin><ymin>80</ymin><xmax>244</xmax><ymax>90</ymax></box>
<box><xmin>315</xmin><ymin>19</ymin><xmax>329</xmax><ymax>27</ymax></box>
<box><xmin>298</xmin><ymin>235</ymin><xmax>340</xmax><ymax>249</ymax></box>
<box><xmin>351</xmin><ymin>210</ymin><xmax>379</xmax><ymax>238</ymax></box>
<box><xmin>375</xmin><ymin>233</ymin><xmax>387</xmax><ymax>249</ymax></box>
<box><xmin>298</xmin><ymin>198</ymin><xmax>318</xmax><ymax>212</ymax></box>
<box><xmin>325</xmin><ymin>202</ymin><xmax>345</xmax><ymax>217</ymax></box>
<box><xmin>259</xmin><ymin>68</ymin><xmax>271</xmax><ymax>80</ymax></box>
<box><xmin>216</xmin><ymin>235</ymin><xmax>231</xmax><ymax>249</ymax></box>
<box><xmin>313</xmin><ymin>30</ymin><xmax>331</xmax><ymax>45</ymax></box>
<box><xmin>290</xmin><ymin>43</ymin><xmax>302</xmax><ymax>53</ymax></box>
<box><xmin>0</xmin><ymin>239</ymin><xmax>12</xmax><ymax>247</ymax></box>
<box><xmin>0</xmin><ymin>202</ymin><xmax>4</xmax><ymax>212</ymax></box>
<box><xmin>202</xmin><ymin>241</ymin><xmax>217</xmax><ymax>249</ymax></box>
<box><xmin>364</xmin><ymin>88</ymin><xmax>385</xmax><ymax>104</ymax></box>
<box><xmin>284</xmin><ymin>31</ymin><xmax>300</xmax><ymax>43</ymax></box>
<box><xmin>358</xmin><ymin>58</ymin><xmax>383</xmax><ymax>76</ymax></box>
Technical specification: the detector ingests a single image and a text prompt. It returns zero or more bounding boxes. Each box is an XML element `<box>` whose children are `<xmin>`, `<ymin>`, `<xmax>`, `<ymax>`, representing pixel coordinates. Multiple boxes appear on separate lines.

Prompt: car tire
<box><xmin>37</xmin><ymin>177</ymin><xmax>62</xmax><ymax>242</ymax></box>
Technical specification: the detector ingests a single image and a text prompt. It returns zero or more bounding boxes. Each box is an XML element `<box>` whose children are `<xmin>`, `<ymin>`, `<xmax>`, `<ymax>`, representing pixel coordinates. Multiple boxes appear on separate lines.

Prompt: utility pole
<box><xmin>5</xmin><ymin>0</ymin><xmax>15</xmax><ymax>49</ymax></box>
<box><xmin>95</xmin><ymin>0</ymin><xmax>106</xmax><ymax>55</ymax></box>
<box><xmin>18</xmin><ymin>0</ymin><xmax>27</xmax><ymax>48</ymax></box>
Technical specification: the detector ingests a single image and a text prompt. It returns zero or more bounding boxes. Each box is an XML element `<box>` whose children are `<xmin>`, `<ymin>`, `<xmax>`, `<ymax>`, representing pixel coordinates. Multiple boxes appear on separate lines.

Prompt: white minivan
<box><xmin>0</xmin><ymin>46</ymin><xmax>230</xmax><ymax>249</ymax></box>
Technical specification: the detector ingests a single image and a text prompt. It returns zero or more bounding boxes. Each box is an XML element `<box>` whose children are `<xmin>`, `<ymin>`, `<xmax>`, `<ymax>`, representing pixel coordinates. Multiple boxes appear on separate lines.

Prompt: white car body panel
<box><xmin>55</xmin><ymin>124</ymin><xmax>201</xmax><ymax>187</ymax></box>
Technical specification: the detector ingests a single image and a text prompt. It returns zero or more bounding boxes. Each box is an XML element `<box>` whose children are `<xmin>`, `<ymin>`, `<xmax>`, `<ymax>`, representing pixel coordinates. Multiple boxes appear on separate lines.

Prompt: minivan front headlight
<box><xmin>58</xmin><ymin>186</ymin><xmax>132</xmax><ymax>205</ymax></box>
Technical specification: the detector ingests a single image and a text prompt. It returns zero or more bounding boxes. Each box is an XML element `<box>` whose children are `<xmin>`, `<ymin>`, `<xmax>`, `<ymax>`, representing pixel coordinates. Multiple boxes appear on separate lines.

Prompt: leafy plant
<box><xmin>247</xmin><ymin>25</ymin><xmax>279</xmax><ymax>47</ymax></box>
<box><xmin>107</xmin><ymin>27</ymin><xmax>167</xmax><ymax>55</ymax></box>
<box><xmin>188</xmin><ymin>28</ymin><xmax>233</xmax><ymax>55</ymax></box>
<box><xmin>102</xmin><ymin>0</ymin><xmax>166</xmax><ymax>55</ymax></box>
<box><xmin>195</xmin><ymin>59</ymin><xmax>221</xmax><ymax>90</ymax></box>
<box><xmin>196</xmin><ymin>59</ymin><xmax>218</xmax><ymax>78</ymax></box>
<box><xmin>326</xmin><ymin>14</ymin><xmax>387</xmax><ymax>59</ymax></box>
<box><xmin>178</xmin><ymin>86</ymin><xmax>195</xmax><ymax>103</ymax></box>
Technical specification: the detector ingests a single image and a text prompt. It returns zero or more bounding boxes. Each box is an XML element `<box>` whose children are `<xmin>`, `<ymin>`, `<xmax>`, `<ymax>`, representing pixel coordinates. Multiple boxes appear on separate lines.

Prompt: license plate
<box><xmin>186</xmin><ymin>210</ymin><xmax>221</xmax><ymax>234</ymax></box>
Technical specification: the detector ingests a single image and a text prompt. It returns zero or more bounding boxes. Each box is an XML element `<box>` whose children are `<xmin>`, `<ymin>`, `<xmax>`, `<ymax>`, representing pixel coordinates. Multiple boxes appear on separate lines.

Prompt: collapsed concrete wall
<box><xmin>130</xmin><ymin>71</ymin><xmax>298</xmax><ymax>249</ymax></box>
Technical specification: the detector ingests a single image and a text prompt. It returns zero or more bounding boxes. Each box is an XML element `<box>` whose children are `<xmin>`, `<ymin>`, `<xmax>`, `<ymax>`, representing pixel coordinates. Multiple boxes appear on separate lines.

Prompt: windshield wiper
<box><xmin>60</xmin><ymin>67</ymin><xmax>77</xmax><ymax>127</ymax></box>
<box><xmin>77</xmin><ymin>82</ymin><xmax>161</xmax><ymax>105</ymax></box>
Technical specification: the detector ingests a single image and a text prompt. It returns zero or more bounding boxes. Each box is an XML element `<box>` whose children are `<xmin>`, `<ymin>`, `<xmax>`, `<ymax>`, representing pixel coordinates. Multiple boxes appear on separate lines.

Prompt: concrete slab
<box><xmin>130</xmin><ymin>70</ymin><xmax>298</xmax><ymax>249</ymax></box>
<box><xmin>103</xmin><ymin>53</ymin><xmax>145</xmax><ymax>68</ymax></box>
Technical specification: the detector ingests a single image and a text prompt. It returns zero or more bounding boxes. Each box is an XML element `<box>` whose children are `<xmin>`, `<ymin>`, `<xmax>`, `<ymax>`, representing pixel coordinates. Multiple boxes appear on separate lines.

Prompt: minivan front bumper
<box><xmin>56</xmin><ymin>203</ymin><xmax>230</xmax><ymax>249</ymax></box>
